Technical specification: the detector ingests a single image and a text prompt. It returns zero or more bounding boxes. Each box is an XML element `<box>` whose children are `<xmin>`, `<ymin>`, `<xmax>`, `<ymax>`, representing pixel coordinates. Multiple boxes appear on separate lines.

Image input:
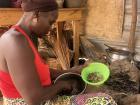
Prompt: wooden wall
<box><xmin>85</xmin><ymin>0</ymin><xmax>140</xmax><ymax>59</ymax></box>
<box><xmin>85</xmin><ymin>0</ymin><xmax>125</xmax><ymax>40</ymax></box>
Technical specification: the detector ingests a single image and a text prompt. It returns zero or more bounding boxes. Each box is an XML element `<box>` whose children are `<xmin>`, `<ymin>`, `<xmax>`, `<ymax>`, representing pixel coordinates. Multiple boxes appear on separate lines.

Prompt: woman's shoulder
<box><xmin>2</xmin><ymin>29</ymin><xmax>25</xmax><ymax>40</ymax></box>
<box><xmin>0</xmin><ymin>29</ymin><xmax>32</xmax><ymax>55</ymax></box>
<box><xmin>1</xmin><ymin>29</ymin><xmax>27</xmax><ymax>46</ymax></box>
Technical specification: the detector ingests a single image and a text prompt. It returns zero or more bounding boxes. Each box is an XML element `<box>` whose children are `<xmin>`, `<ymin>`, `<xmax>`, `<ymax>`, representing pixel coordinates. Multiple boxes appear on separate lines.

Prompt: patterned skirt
<box><xmin>3</xmin><ymin>93</ymin><xmax>117</xmax><ymax>105</ymax></box>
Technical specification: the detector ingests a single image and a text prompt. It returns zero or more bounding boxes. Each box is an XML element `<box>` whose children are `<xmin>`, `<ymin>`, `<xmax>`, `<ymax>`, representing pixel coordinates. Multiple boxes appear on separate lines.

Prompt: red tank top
<box><xmin>0</xmin><ymin>26</ymin><xmax>51</xmax><ymax>98</ymax></box>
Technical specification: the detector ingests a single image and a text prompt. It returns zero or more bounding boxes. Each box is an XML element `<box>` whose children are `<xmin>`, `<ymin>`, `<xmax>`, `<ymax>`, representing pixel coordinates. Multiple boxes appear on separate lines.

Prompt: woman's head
<box><xmin>29</xmin><ymin>10</ymin><xmax>58</xmax><ymax>36</ymax></box>
<box><xmin>20</xmin><ymin>0</ymin><xmax>58</xmax><ymax>36</ymax></box>
<box><xmin>21</xmin><ymin>0</ymin><xmax>58</xmax><ymax>12</ymax></box>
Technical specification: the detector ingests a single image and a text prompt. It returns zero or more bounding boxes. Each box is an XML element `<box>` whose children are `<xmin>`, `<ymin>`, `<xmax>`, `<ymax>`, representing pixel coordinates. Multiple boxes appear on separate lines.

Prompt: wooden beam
<box><xmin>128</xmin><ymin>0</ymin><xmax>137</xmax><ymax>53</ymax></box>
<box><xmin>73</xmin><ymin>20</ymin><xmax>80</xmax><ymax>65</ymax></box>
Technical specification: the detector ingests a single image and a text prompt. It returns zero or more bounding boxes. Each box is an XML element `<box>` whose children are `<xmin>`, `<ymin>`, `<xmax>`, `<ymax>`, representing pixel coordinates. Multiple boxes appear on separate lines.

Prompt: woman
<box><xmin>0</xmin><ymin>0</ymin><xmax>117</xmax><ymax>105</ymax></box>
<box><xmin>0</xmin><ymin>0</ymin><xmax>80</xmax><ymax>105</ymax></box>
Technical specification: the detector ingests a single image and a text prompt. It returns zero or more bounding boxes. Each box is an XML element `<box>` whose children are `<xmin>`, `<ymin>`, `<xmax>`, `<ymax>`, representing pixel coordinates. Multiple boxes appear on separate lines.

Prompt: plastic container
<box><xmin>81</xmin><ymin>62</ymin><xmax>110</xmax><ymax>86</ymax></box>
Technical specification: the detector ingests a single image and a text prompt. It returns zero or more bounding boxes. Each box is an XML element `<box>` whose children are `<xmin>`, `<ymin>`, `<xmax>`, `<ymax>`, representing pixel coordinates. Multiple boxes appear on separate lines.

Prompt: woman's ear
<box><xmin>31</xmin><ymin>12</ymin><xmax>38</xmax><ymax>26</ymax></box>
<box><xmin>32</xmin><ymin>17</ymin><xmax>38</xmax><ymax>23</ymax></box>
<box><xmin>29</xmin><ymin>16</ymin><xmax>38</xmax><ymax>29</ymax></box>
<box><xmin>32</xmin><ymin>11</ymin><xmax>39</xmax><ymax>23</ymax></box>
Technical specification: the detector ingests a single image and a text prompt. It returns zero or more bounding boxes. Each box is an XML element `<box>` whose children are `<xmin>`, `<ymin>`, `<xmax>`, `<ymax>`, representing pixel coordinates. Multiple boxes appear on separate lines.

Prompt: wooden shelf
<box><xmin>0</xmin><ymin>8</ymin><xmax>84</xmax><ymax>26</ymax></box>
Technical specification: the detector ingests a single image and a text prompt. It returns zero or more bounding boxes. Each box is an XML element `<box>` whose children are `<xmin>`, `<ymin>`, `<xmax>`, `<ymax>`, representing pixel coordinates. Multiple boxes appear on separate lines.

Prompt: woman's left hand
<box><xmin>70</xmin><ymin>65</ymin><xmax>87</xmax><ymax>74</ymax></box>
<box><xmin>70</xmin><ymin>59</ymin><xmax>93</xmax><ymax>74</ymax></box>
<box><xmin>50</xmin><ymin>64</ymin><xmax>88</xmax><ymax>80</ymax></box>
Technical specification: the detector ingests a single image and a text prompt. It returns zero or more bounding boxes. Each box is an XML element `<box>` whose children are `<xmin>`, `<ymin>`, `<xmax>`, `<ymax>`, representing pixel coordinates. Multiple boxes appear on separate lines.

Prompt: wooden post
<box><xmin>128</xmin><ymin>0</ymin><xmax>137</xmax><ymax>53</ymax></box>
<box><xmin>56</xmin><ymin>22</ymin><xmax>64</xmax><ymax>44</ymax></box>
<box><xmin>73</xmin><ymin>20</ymin><xmax>80</xmax><ymax>66</ymax></box>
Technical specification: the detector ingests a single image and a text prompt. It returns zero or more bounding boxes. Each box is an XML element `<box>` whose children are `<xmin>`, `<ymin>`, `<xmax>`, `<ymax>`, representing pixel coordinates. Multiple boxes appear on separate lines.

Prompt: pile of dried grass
<box><xmin>39</xmin><ymin>23</ymin><xmax>71</xmax><ymax>70</ymax></box>
<box><xmin>80</xmin><ymin>36</ymin><xmax>108</xmax><ymax>64</ymax></box>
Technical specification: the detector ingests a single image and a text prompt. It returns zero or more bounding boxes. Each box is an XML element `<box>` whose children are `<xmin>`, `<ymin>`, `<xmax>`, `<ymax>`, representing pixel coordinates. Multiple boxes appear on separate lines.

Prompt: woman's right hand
<box><xmin>56</xmin><ymin>79</ymin><xmax>79</xmax><ymax>95</ymax></box>
<box><xmin>56</xmin><ymin>80</ymin><xmax>72</xmax><ymax>91</ymax></box>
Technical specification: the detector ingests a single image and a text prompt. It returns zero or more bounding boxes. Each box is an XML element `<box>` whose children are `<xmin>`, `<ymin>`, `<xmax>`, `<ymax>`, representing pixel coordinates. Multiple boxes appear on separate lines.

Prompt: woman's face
<box><xmin>31</xmin><ymin>10</ymin><xmax>58</xmax><ymax>36</ymax></box>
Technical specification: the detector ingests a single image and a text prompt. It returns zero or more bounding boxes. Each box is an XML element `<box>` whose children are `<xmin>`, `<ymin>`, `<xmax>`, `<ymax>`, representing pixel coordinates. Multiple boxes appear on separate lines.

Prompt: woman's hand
<box><xmin>50</xmin><ymin>61</ymin><xmax>90</xmax><ymax>80</ymax></box>
<box><xmin>55</xmin><ymin>79</ymin><xmax>79</xmax><ymax>95</ymax></box>
<box><xmin>70</xmin><ymin>65</ymin><xmax>87</xmax><ymax>74</ymax></box>
<box><xmin>70</xmin><ymin>59</ymin><xmax>93</xmax><ymax>74</ymax></box>
<box><xmin>58</xmin><ymin>80</ymin><xmax>72</xmax><ymax>90</ymax></box>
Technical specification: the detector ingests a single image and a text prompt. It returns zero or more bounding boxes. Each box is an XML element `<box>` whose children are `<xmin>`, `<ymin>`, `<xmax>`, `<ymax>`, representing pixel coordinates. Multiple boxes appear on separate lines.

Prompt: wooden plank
<box><xmin>127</xmin><ymin>0</ymin><xmax>137</xmax><ymax>53</ymax></box>
<box><xmin>73</xmin><ymin>20</ymin><xmax>80</xmax><ymax>65</ymax></box>
<box><xmin>58</xmin><ymin>8</ymin><xmax>84</xmax><ymax>22</ymax></box>
<box><xmin>0</xmin><ymin>9</ymin><xmax>23</xmax><ymax>26</ymax></box>
<box><xmin>0</xmin><ymin>8</ymin><xmax>83</xmax><ymax>26</ymax></box>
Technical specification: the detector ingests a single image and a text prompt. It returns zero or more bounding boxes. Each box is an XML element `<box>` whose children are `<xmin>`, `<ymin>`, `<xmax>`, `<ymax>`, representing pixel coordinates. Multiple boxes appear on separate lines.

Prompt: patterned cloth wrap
<box><xmin>71</xmin><ymin>93</ymin><xmax>117</xmax><ymax>105</ymax></box>
<box><xmin>3</xmin><ymin>93</ymin><xmax>117</xmax><ymax>105</ymax></box>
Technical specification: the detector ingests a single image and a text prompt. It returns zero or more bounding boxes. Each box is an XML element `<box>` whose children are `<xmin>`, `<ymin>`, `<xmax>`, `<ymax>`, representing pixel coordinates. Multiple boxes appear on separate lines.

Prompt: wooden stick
<box><xmin>55</xmin><ymin>22</ymin><xmax>70</xmax><ymax>70</ymax></box>
<box><xmin>128</xmin><ymin>0</ymin><xmax>137</xmax><ymax>53</ymax></box>
<box><xmin>73</xmin><ymin>20</ymin><xmax>80</xmax><ymax>66</ymax></box>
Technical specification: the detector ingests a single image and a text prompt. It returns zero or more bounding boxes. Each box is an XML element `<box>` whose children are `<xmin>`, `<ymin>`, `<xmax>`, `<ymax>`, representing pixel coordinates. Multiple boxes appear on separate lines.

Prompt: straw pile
<box><xmin>39</xmin><ymin>24</ymin><xmax>71</xmax><ymax>70</ymax></box>
<box><xmin>80</xmin><ymin>36</ymin><xmax>108</xmax><ymax>64</ymax></box>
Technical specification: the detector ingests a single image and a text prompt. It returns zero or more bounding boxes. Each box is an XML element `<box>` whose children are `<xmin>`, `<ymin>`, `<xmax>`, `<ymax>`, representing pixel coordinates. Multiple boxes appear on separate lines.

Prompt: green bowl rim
<box><xmin>81</xmin><ymin>62</ymin><xmax>110</xmax><ymax>86</ymax></box>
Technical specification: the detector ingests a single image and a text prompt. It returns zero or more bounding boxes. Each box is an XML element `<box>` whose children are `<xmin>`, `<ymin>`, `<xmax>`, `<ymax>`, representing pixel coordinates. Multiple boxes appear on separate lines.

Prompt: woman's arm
<box><xmin>3</xmin><ymin>34</ymin><xmax>67</xmax><ymax>105</ymax></box>
<box><xmin>50</xmin><ymin>65</ymin><xmax>85</xmax><ymax>80</ymax></box>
